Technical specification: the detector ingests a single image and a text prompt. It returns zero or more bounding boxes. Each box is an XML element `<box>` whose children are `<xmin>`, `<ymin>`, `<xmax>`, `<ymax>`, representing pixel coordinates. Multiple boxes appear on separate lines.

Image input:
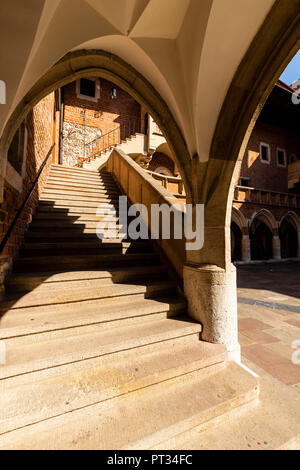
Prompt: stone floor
<box><xmin>237</xmin><ymin>261</ymin><xmax>300</xmax><ymax>398</ymax></box>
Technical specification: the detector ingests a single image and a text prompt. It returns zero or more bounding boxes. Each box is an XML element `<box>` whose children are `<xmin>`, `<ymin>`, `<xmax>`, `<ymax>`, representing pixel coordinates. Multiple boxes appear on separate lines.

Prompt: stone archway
<box><xmin>280</xmin><ymin>212</ymin><xmax>300</xmax><ymax>258</ymax></box>
<box><xmin>249</xmin><ymin>210</ymin><xmax>278</xmax><ymax>261</ymax></box>
<box><xmin>231</xmin><ymin>207</ymin><xmax>250</xmax><ymax>262</ymax></box>
<box><xmin>250</xmin><ymin>221</ymin><xmax>273</xmax><ymax>261</ymax></box>
<box><xmin>184</xmin><ymin>3</ymin><xmax>300</xmax><ymax>356</ymax></box>
<box><xmin>199</xmin><ymin>1</ymin><xmax>300</xmax><ymax>271</ymax></box>
<box><xmin>148</xmin><ymin>152</ymin><xmax>175</xmax><ymax>176</ymax></box>
<box><xmin>231</xmin><ymin>222</ymin><xmax>243</xmax><ymax>262</ymax></box>
<box><xmin>0</xmin><ymin>49</ymin><xmax>192</xmax><ymax>202</ymax></box>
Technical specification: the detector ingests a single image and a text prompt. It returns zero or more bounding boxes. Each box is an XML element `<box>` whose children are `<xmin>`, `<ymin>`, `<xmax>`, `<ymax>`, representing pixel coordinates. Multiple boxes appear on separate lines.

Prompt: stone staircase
<box><xmin>0</xmin><ymin>164</ymin><xmax>259</xmax><ymax>449</ymax></box>
<box><xmin>81</xmin><ymin>133</ymin><xmax>147</xmax><ymax>171</ymax></box>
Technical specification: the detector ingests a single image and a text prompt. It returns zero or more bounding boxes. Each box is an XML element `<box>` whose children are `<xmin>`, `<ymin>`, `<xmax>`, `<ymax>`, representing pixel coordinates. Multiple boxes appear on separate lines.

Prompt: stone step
<box><xmin>45</xmin><ymin>179</ymin><xmax>118</xmax><ymax>190</ymax></box>
<box><xmin>44</xmin><ymin>181</ymin><xmax>118</xmax><ymax>192</ymax></box>
<box><xmin>0</xmin><ymin>295</ymin><xmax>185</xmax><ymax>338</ymax></box>
<box><xmin>0</xmin><ymin>340</ymin><xmax>225</xmax><ymax>436</ymax></box>
<box><xmin>39</xmin><ymin>198</ymin><xmax>120</xmax><ymax>208</ymax></box>
<box><xmin>164</xmin><ymin>372</ymin><xmax>300</xmax><ymax>451</ymax></box>
<box><xmin>44</xmin><ymin>184</ymin><xmax>119</xmax><ymax>195</ymax></box>
<box><xmin>40</xmin><ymin>194</ymin><xmax>120</xmax><ymax>204</ymax></box>
<box><xmin>36</xmin><ymin>205</ymin><xmax>115</xmax><ymax>215</ymax></box>
<box><xmin>0</xmin><ymin>316</ymin><xmax>201</xmax><ymax>380</ymax></box>
<box><xmin>6</xmin><ymin>265</ymin><xmax>168</xmax><ymax>293</ymax></box>
<box><xmin>50</xmin><ymin>164</ymin><xmax>101</xmax><ymax>175</ymax></box>
<box><xmin>13</xmin><ymin>252</ymin><xmax>160</xmax><ymax>272</ymax></box>
<box><xmin>24</xmin><ymin>231</ymin><xmax>128</xmax><ymax>240</ymax></box>
<box><xmin>29</xmin><ymin>220</ymin><xmax>123</xmax><ymax>229</ymax></box>
<box><xmin>48</xmin><ymin>170</ymin><xmax>113</xmax><ymax>181</ymax></box>
<box><xmin>38</xmin><ymin>199</ymin><xmax>119</xmax><ymax>208</ymax></box>
<box><xmin>49</xmin><ymin>167</ymin><xmax>111</xmax><ymax>176</ymax></box>
<box><xmin>1</xmin><ymin>278</ymin><xmax>176</xmax><ymax>312</ymax></box>
<box><xmin>0</xmin><ymin>361</ymin><xmax>258</xmax><ymax>450</ymax></box>
<box><xmin>20</xmin><ymin>240</ymin><xmax>152</xmax><ymax>256</ymax></box>
<box><xmin>47</xmin><ymin>176</ymin><xmax>114</xmax><ymax>187</ymax></box>
<box><xmin>42</xmin><ymin>187</ymin><xmax>121</xmax><ymax>198</ymax></box>
<box><xmin>33</xmin><ymin>213</ymin><xmax>120</xmax><ymax>222</ymax></box>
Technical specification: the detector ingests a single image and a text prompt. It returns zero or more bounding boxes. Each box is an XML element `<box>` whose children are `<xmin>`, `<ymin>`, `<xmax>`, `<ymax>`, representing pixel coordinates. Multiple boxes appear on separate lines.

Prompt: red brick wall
<box><xmin>0</xmin><ymin>92</ymin><xmax>55</xmax><ymax>285</ymax></box>
<box><xmin>63</xmin><ymin>78</ymin><xmax>142</xmax><ymax>135</ymax></box>
<box><xmin>237</xmin><ymin>121</ymin><xmax>300</xmax><ymax>192</ymax></box>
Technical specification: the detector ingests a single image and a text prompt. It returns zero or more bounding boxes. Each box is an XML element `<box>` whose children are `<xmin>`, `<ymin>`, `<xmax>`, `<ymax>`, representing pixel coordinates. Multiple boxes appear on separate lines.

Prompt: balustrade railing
<box><xmin>234</xmin><ymin>185</ymin><xmax>300</xmax><ymax>209</ymax></box>
<box><xmin>146</xmin><ymin>170</ymin><xmax>185</xmax><ymax>196</ymax></box>
<box><xmin>83</xmin><ymin>118</ymin><xmax>144</xmax><ymax>164</ymax></box>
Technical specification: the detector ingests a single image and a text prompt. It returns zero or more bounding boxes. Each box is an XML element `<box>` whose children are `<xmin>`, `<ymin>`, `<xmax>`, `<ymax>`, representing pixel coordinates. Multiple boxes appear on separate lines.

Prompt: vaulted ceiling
<box><xmin>0</xmin><ymin>0</ymin><xmax>277</xmax><ymax>161</ymax></box>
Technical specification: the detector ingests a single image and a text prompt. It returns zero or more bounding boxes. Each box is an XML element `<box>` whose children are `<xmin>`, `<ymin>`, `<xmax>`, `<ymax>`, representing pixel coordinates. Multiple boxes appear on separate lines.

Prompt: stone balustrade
<box><xmin>233</xmin><ymin>185</ymin><xmax>300</xmax><ymax>208</ymax></box>
<box><xmin>107</xmin><ymin>149</ymin><xmax>186</xmax><ymax>278</ymax></box>
<box><xmin>146</xmin><ymin>170</ymin><xmax>185</xmax><ymax>194</ymax></box>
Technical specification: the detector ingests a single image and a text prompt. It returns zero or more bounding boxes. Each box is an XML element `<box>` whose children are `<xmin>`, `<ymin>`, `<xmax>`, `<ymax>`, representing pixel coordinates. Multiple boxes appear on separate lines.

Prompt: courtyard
<box><xmin>237</xmin><ymin>261</ymin><xmax>300</xmax><ymax>395</ymax></box>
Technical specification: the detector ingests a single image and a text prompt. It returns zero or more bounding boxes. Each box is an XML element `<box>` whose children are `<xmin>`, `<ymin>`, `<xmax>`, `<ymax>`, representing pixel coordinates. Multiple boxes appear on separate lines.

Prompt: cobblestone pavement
<box><xmin>237</xmin><ymin>262</ymin><xmax>300</xmax><ymax>398</ymax></box>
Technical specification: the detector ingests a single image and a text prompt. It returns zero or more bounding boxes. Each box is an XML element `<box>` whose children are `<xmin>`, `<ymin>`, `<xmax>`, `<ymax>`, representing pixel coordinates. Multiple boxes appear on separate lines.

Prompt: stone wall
<box><xmin>61</xmin><ymin>121</ymin><xmax>102</xmax><ymax>167</ymax></box>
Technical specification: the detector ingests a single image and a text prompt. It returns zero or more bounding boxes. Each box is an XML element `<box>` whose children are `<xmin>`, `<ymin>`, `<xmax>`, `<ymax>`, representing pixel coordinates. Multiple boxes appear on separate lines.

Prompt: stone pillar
<box><xmin>183</xmin><ymin>157</ymin><xmax>241</xmax><ymax>362</ymax></box>
<box><xmin>272</xmin><ymin>235</ymin><xmax>281</xmax><ymax>260</ymax></box>
<box><xmin>242</xmin><ymin>234</ymin><xmax>251</xmax><ymax>263</ymax></box>
<box><xmin>183</xmin><ymin>263</ymin><xmax>240</xmax><ymax>361</ymax></box>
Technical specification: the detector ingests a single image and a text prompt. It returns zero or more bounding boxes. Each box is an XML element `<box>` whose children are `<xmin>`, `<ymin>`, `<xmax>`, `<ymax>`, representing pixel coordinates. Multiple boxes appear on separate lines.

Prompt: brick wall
<box><xmin>61</xmin><ymin>78</ymin><xmax>142</xmax><ymax>166</ymax></box>
<box><xmin>237</xmin><ymin>121</ymin><xmax>300</xmax><ymax>192</ymax></box>
<box><xmin>0</xmin><ymin>92</ymin><xmax>55</xmax><ymax>287</ymax></box>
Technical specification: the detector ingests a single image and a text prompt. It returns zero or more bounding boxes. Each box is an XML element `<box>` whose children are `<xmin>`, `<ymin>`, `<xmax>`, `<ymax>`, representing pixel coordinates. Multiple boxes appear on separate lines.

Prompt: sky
<box><xmin>280</xmin><ymin>50</ymin><xmax>300</xmax><ymax>85</ymax></box>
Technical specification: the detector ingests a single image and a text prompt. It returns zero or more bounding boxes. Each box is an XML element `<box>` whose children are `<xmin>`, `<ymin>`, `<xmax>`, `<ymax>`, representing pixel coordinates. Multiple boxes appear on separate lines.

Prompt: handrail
<box><xmin>0</xmin><ymin>143</ymin><xmax>55</xmax><ymax>254</ymax></box>
<box><xmin>84</xmin><ymin>118</ymin><xmax>144</xmax><ymax>161</ymax></box>
<box><xmin>87</xmin><ymin>117</ymin><xmax>144</xmax><ymax>147</ymax></box>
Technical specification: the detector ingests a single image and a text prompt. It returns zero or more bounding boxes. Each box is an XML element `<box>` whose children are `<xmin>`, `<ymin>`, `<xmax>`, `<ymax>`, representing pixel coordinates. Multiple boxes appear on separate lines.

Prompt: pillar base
<box><xmin>183</xmin><ymin>263</ymin><xmax>240</xmax><ymax>358</ymax></box>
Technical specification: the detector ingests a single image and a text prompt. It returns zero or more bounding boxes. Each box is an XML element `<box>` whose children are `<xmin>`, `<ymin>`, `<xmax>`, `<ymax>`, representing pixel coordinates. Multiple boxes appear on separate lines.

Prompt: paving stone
<box><xmin>241</xmin><ymin>329</ymin><xmax>279</xmax><ymax>344</ymax></box>
<box><xmin>238</xmin><ymin>318</ymin><xmax>271</xmax><ymax>331</ymax></box>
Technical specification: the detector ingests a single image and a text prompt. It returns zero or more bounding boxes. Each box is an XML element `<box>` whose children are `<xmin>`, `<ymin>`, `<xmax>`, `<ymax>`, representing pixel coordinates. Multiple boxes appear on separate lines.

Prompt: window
<box><xmin>7</xmin><ymin>120</ymin><xmax>27</xmax><ymax>174</ymax></box>
<box><xmin>260</xmin><ymin>143</ymin><xmax>270</xmax><ymax>164</ymax></box>
<box><xmin>80</xmin><ymin>79</ymin><xmax>95</xmax><ymax>97</ymax></box>
<box><xmin>239</xmin><ymin>177</ymin><xmax>251</xmax><ymax>187</ymax></box>
<box><xmin>276</xmin><ymin>148</ymin><xmax>286</xmax><ymax>167</ymax></box>
<box><xmin>76</xmin><ymin>78</ymin><xmax>100</xmax><ymax>102</ymax></box>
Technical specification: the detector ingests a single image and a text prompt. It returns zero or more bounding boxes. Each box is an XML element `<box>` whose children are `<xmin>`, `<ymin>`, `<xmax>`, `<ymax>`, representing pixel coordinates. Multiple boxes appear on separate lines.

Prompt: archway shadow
<box><xmin>237</xmin><ymin>261</ymin><xmax>300</xmax><ymax>301</ymax></box>
<box><xmin>0</xmin><ymin>170</ymin><xmax>185</xmax><ymax>333</ymax></box>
